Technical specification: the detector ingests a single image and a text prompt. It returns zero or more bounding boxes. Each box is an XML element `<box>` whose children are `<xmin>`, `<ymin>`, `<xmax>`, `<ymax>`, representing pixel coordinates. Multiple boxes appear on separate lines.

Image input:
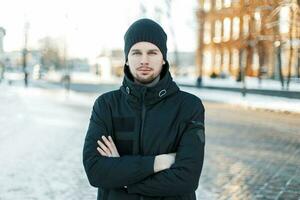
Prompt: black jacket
<box><xmin>83</xmin><ymin>63</ymin><xmax>205</xmax><ymax>200</ymax></box>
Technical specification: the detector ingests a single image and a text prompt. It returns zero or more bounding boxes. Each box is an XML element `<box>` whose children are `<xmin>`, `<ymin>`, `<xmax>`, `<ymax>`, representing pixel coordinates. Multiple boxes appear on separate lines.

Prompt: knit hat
<box><xmin>124</xmin><ymin>18</ymin><xmax>168</xmax><ymax>61</ymax></box>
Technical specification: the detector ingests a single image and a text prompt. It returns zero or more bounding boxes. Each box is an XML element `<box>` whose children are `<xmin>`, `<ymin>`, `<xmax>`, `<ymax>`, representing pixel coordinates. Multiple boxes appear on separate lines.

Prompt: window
<box><xmin>223</xmin><ymin>0</ymin><xmax>231</xmax><ymax>8</ymax></box>
<box><xmin>215</xmin><ymin>0</ymin><xmax>222</xmax><ymax>10</ymax></box>
<box><xmin>243</xmin><ymin>15</ymin><xmax>250</xmax><ymax>37</ymax></box>
<box><xmin>254</xmin><ymin>12</ymin><xmax>261</xmax><ymax>32</ymax></box>
<box><xmin>280</xmin><ymin>6</ymin><xmax>290</xmax><ymax>34</ymax></box>
<box><xmin>215</xmin><ymin>50</ymin><xmax>222</xmax><ymax>73</ymax></box>
<box><xmin>231</xmin><ymin>48</ymin><xmax>239</xmax><ymax>70</ymax></box>
<box><xmin>223</xmin><ymin>18</ymin><xmax>231</xmax><ymax>41</ymax></box>
<box><xmin>203</xmin><ymin>50</ymin><xmax>213</xmax><ymax>72</ymax></box>
<box><xmin>203</xmin><ymin>0</ymin><xmax>211</xmax><ymax>11</ymax></box>
<box><xmin>214</xmin><ymin>20</ymin><xmax>222</xmax><ymax>43</ymax></box>
<box><xmin>232</xmin><ymin>17</ymin><xmax>240</xmax><ymax>40</ymax></box>
<box><xmin>223</xmin><ymin>49</ymin><xmax>230</xmax><ymax>72</ymax></box>
<box><xmin>204</xmin><ymin>21</ymin><xmax>211</xmax><ymax>44</ymax></box>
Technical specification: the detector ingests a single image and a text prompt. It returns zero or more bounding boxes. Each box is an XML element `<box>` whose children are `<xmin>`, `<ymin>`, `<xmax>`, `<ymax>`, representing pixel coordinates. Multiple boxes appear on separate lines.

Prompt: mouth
<box><xmin>137</xmin><ymin>67</ymin><xmax>152</xmax><ymax>74</ymax></box>
<box><xmin>138</xmin><ymin>67</ymin><xmax>152</xmax><ymax>71</ymax></box>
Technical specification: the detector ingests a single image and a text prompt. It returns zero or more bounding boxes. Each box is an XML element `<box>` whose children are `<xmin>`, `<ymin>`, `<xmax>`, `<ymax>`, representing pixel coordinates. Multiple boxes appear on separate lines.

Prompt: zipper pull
<box><xmin>141</xmin><ymin>87</ymin><xmax>147</xmax><ymax>102</ymax></box>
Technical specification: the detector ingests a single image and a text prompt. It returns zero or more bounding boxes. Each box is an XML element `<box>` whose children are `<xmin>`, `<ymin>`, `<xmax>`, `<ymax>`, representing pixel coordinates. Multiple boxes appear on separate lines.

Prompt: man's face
<box><xmin>127</xmin><ymin>42</ymin><xmax>165</xmax><ymax>84</ymax></box>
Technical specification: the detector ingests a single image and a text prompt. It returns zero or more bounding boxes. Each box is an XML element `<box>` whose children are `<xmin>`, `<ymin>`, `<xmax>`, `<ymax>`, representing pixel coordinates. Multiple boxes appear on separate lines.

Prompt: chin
<box><xmin>138</xmin><ymin>79</ymin><xmax>153</xmax><ymax>84</ymax></box>
<box><xmin>136</xmin><ymin>76</ymin><xmax>155</xmax><ymax>84</ymax></box>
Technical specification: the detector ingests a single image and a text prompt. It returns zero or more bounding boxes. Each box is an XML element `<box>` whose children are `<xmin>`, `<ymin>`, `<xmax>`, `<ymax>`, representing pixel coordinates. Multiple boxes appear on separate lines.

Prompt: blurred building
<box><xmin>94</xmin><ymin>49</ymin><xmax>124</xmax><ymax>80</ymax></box>
<box><xmin>168</xmin><ymin>51</ymin><xmax>196</xmax><ymax>76</ymax></box>
<box><xmin>68</xmin><ymin>58</ymin><xmax>90</xmax><ymax>72</ymax></box>
<box><xmin>2</xmin><ymin>50</ymin><xmax>41</xmax><ymax>71</ymax></box>
<box><xmin>196</xmin><ymin>0</ymin><xmax>300</xmax><ymax>80</ymax></box>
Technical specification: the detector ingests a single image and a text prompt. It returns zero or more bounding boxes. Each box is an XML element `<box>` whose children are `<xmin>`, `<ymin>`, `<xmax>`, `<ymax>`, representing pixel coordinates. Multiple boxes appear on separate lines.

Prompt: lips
<box><xmin>138</xmin><ymin>67</ymin><xmax>152</xmax><ymax>72</ymax></box>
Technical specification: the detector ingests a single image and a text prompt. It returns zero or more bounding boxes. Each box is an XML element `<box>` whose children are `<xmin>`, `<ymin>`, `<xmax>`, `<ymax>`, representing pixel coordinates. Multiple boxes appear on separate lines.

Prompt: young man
<box><xmin>83</xmin><ymin>18</ymin><xmax>205</xmax><ymax>200</ymax></box>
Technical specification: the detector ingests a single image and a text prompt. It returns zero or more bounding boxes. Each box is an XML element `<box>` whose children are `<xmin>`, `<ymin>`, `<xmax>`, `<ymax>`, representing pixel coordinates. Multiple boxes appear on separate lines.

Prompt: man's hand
<box><xmin>154</xmin><ymin>153</ymin><xmax>176</xmax><ymax>173</ymax></box>
<box><xmin>97</xmin><ymin>135</ymin><xmax>120</xmax><ymax>157</ymax></box>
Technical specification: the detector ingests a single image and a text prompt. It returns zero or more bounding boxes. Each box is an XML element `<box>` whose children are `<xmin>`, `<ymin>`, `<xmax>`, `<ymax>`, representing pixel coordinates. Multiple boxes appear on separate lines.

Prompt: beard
<box><xmin>134</xmin><ymin>73</ymin><xmax>157</xmax><ymax>84</ymax></box>
<box><xmin>127</xmin><ymin>65</ymin><xmax>163</xmax><ymax>85</ymax></box>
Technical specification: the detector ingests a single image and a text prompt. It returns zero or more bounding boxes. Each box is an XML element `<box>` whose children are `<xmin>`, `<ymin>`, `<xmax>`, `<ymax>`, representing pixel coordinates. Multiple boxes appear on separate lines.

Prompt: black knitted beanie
<box><xmin>124</xmin><ymin>18</ymin><xmax>168</xmax><ymax>61</ymax></box>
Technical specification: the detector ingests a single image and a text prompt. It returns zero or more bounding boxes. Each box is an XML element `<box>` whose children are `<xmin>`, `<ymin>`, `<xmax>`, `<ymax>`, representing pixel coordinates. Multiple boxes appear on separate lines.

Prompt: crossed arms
<box><xmin>96</xmin><ymin>135</ymin><xmax>176</xmax><ymax>174</ymax></box>
<box><xmin>82</xmin><ymin>96</ymin><xmax>205</xmax><ymax>197</ymax></box>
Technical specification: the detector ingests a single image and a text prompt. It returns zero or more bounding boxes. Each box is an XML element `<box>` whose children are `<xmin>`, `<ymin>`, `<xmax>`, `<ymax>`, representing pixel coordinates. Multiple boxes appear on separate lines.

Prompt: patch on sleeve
<box><xmin>190</xmin><ymin>120</ymin><xmax>204</xmax><ymax>129</ymax></box>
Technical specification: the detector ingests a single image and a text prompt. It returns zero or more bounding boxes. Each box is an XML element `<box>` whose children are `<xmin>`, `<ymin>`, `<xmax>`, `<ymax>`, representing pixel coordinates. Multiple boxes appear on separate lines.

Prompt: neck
<box><xmin>135</xmin><ymin>75</ymin><xmax>160</xmax><ymax>87</ymax></box>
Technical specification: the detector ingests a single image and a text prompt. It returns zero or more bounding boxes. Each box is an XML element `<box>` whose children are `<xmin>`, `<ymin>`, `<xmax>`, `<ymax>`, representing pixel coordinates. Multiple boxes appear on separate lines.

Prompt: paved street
<box><xmin>200</xmin><ymin>103</ymin><xmax>300</xmax><ymax>200</ymax></box>
<box><xmin>0</xmin><ymin>83</ymin><xmax>299</xmax><ymax>200</ymax></box>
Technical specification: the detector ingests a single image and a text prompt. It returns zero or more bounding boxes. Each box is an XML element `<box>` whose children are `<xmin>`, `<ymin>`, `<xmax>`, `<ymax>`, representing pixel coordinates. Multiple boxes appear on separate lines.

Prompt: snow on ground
<box><xmin>44</xmin><ymin>71</ymin><xmax>122</xmax><ymax>84</ymax></box>
<box><xmin>181</xmin><ymin>86</ymin><xmax>300</xmax><ymax>114</ymax></box>
<box><xmin>174</xmin><ymin>75</ymin><xmax>300</xmax><ymax>91</ymax></box>
<box><xmin>0</xmin><ymin>84</ymin><xmax>98</xmax><ymax>200</ymax></box>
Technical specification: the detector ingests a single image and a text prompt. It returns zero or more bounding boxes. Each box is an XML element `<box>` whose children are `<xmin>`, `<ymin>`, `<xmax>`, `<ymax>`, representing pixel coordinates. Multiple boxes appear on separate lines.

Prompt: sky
<box><xmin>0</xmin><ymin>0</ymin><xmax>198</xmax><ymax>59</ymax></box>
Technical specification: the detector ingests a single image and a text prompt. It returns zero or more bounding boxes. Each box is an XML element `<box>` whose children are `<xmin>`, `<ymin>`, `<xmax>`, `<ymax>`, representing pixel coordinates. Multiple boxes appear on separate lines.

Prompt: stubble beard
<box><xmin>135</xmin><ymin>73</ymin><xmax>157</xmax><ymax>84</ymax></box>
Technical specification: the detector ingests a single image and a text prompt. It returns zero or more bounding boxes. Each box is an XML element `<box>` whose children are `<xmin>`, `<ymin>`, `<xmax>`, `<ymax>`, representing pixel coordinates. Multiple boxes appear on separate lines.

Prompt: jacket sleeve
<box><xmin>83</xmin><ymin>95</ymin><xmax>155</xmax><ymax>189</ymax></box>
<box><xmin>126</xmin><ymin>97</ymin><xmax>205</xmax><ymax>197</ymax></box>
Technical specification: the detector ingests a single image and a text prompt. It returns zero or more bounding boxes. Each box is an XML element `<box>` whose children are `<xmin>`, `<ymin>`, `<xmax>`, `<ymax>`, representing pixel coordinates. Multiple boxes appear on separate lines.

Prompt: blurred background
<box><xmin>0</xmin><ymin>0</ymin><xmax>300</xmax><ymax>199</ymax></box>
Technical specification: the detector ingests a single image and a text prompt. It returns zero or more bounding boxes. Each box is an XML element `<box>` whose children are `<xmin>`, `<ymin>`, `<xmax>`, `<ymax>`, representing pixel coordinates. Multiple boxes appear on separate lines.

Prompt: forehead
<box><xmin>130</xmin><ymin>42</ymin><xmax>160</xmax><ymax>51</ymax></box>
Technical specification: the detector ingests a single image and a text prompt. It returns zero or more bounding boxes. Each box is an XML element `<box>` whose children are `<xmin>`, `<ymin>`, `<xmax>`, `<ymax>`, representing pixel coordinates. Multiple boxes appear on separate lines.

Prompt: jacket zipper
<box><xmin>140</xmin><ymin>102</ymin><xmax>146</xmax><ymax>155</ymax></box>
<box><xmin>139</xmin><ymin>89</ymin><xmax>147</xmax><ymax>155</ymax></box>
<box><xmin>139</xmin><ymin>89</ymin><xmax>147</xmax><ymax>200</ymax></box>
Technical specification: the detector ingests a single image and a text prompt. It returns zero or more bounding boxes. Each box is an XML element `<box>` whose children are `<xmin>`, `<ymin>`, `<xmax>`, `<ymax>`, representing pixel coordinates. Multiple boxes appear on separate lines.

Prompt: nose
<box><xmin>140</xmin><ymin>54</ymin><xmax>149</xmax><ymax>66</ymax></box>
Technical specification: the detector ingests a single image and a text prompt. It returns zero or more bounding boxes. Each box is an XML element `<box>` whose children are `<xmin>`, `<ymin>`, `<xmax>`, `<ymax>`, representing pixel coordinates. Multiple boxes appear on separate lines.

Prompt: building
<box><xmin>93</xmin><ymin>49</ymin><xmax>124</xmax><ymax>80</ymax></box>
<box><xmin>196</xmin><ymin>0</ymin><xmax>300</xmax><ymax>81</ymax></box>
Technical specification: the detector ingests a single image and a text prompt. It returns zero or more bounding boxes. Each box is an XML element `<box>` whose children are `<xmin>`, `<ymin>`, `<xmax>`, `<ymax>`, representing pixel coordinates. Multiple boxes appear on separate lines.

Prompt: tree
<box><xmin>266</xmin><ymin>0</ymin><xmax>300</xmax><ymax>90</ymax></box>
<box><xmin>38</xmin><ymin>37</ymin><xmax>64</xmax><ymax>70</ymax></box>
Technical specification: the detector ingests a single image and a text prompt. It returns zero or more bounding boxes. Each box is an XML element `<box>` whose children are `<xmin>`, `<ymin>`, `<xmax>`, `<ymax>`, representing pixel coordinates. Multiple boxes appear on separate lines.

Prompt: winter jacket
<box><xmin>83</xmin><ymin>62</ymin><xmax>205</xmax><ymax>200</ymax></box>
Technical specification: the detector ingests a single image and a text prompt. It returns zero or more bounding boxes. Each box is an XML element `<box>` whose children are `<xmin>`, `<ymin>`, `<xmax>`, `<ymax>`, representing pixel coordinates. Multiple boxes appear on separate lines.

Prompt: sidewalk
<box><xmin>7</xmin><ymin>71</ymin><xmax>300</xmax><ymax>114</ymax></box>
<box><xmin>175</xmin><ymin>76</ymin><xmax>300</xmax><ymax>114</ymax></box>
<box><xmin>182</xmin><ymin>86</ymin><xmax>300</xmax><ymax>114</ymax></box>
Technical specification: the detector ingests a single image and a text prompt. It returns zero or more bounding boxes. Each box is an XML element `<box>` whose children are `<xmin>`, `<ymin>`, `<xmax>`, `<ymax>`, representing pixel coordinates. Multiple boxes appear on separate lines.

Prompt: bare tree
<box><xmin>165</xmin><ymin>0</ymin><xmax>179</xmax><ymax>71</ymax></box>
<box><xmin>38</xmin><ymin>37</ymin><xmax>64</xmax><ymax>70</ymax></box>
<box><xmin>139</xmin><ymin>0</ymin><xmax>147</xmax><ymax>18</ymax></box>
<box><xmin>267</xmin><ymin>0</ymin><xmax>300</xmax><ymax>90</ymax></box>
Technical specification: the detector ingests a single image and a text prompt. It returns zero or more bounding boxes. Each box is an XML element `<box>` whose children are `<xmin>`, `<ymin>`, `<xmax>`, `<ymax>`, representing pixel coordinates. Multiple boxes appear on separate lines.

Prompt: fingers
<box><xmin>101</xmin><ymin>136</ymin><xmax>117</xmax><ymax>156</ymax></box>
<box><xmin>97</xmin><ymin>140</ymin><xmax>111</xmax><ymax>156</ymax></box>
<box><xmin>97</xmin><ymin>135</ymin><xmax>120</xmax><ymax>157</ymax></box>
<box><xmin>97</xmin><ymin>146</ymin><xmax>107</xmax><ymax>156</ymax></box>
<box><xmin>102</xmin><ymin>136</ymin><xmax>113</xmax><ymax>150</ymax></box>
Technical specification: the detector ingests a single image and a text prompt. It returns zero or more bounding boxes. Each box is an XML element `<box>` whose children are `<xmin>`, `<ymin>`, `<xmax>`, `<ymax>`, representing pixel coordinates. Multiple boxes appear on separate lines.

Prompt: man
<box><xmin>83</xmin><ymin>18</ymin><xmax>205</xmax><ymax>200</ymax></box>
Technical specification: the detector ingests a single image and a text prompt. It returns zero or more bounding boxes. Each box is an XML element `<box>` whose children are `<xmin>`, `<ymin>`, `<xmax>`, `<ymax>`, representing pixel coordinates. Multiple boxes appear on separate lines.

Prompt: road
<box><xmin>200</xmin><ymin>102</ymin><xmax>300</xmax><ymax>200</ymax></box>
<box><xmin>0</xmin><ymin>82</ymin><xmax>299</xmax><ymax>200</ymax></box>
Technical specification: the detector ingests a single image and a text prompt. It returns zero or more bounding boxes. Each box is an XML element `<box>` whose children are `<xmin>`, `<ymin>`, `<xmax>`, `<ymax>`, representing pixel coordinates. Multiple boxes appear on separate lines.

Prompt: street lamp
<box><xmin>23</xmin><ymin>21</ymin><xmax>30</xmax><ymax>88</ymax></box>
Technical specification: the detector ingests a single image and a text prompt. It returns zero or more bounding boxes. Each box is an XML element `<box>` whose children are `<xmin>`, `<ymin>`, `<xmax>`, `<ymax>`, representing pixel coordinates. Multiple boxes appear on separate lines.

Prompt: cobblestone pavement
<box><xmin>1</xmin><ymin>84</ymin><xmax>299</xmax><ymax>200</ymax></box>
<box><xmin>198</xmin><ymin>102</ymin><xmax>300</xmax><ymax>200</ymax></box>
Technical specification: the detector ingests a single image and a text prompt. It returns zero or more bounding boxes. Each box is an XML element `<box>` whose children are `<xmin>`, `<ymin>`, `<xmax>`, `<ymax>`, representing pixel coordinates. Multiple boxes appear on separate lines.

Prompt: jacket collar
<box><xmin>120</xmin><ymin>61</ymin><xmax>179</xmax><ymax>105</ymax></box>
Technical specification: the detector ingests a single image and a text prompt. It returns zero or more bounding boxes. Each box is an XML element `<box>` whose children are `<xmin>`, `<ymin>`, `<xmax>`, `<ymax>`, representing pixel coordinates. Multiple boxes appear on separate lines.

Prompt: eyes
<box><xmin>131</xmin><ymin>51</ymin><xmax>158</xmax><ymax>55</ymax></box>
